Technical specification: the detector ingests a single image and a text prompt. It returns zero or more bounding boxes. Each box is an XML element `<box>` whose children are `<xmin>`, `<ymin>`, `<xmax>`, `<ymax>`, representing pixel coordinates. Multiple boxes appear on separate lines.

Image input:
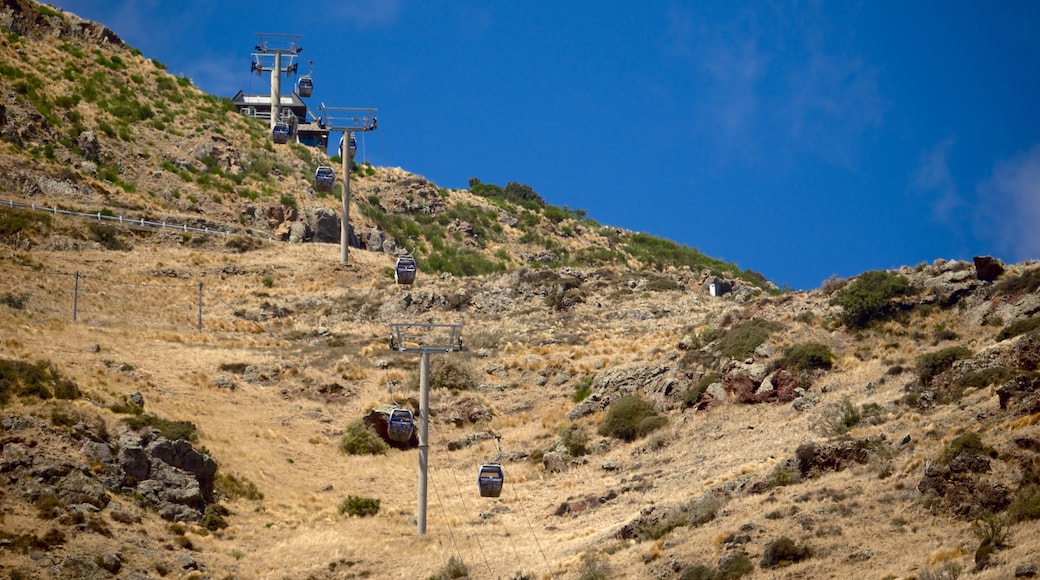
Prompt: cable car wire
<box><xmin>511</xmin><ymin>484</ymin><xmax>556</xmax><ymax>579</ymax></box>
<box><xmin>449</xmin><ymin>467</ymin><xmax>494</xmax><ymax>576</ymax></box>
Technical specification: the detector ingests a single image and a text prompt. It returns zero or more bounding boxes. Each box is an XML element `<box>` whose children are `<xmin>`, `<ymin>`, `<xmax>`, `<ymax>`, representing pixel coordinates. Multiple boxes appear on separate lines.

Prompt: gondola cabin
<box><xmin>387</xmin><ymin>408</ymin><xmax>414</xmax><ymax>443</ymax></box>
<box><xmin>314</xmin><ymin>165</ymin><xmax>335</xmax><ymax>192</ymax></box>
<box><xmin>338</xmin><ymin>135</ymin><xmax>357</xmax><ymax>160</ymax></box>
<box><xmin>394</xmin><ymin>256</ymin><xmax>417</xmax><ymax>285</ymax></box>
<box><xmin>478</xmin><ymin>463</ymin><xmax>504</xmax><ymax>497</ymax></box>
<box><xmin>272</xmin><ymin>122</ymin><xmax>290</xmax><ymax>144</ymax></box>
<box><xmin>296</xmin><ymin>76</ymin><xmax>313</xmax><ymax>98</ymax></box>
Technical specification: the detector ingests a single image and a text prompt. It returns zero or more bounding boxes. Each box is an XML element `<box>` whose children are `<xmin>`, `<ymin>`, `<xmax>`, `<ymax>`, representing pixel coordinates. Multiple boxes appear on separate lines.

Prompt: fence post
<box><xmin>73</xmin><ymin>271</ymin><xmax>79</xmax><ymax>321</ymax></box>
<box><xmin>197</xmin><ymin>282</ymin><xmax>203</xmax><ymax>332</ymax></box>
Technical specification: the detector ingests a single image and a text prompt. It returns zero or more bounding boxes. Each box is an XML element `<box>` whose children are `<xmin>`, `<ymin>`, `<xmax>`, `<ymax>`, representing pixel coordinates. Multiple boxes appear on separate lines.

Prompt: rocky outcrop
<box><xmin>2</xmin><ymin>412</ymin><xmax>218</xmax><ymax>526</ymax></box>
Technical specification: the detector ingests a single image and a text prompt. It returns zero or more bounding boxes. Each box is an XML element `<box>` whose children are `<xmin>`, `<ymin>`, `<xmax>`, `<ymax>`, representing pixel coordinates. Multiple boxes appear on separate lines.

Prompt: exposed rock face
<box><xmin>2</xmin><ymin>412</ymin><xmax>218</xmax><ymax>526</ymax></box>
<box><xmin>310</xmin><ymin>207</ymin><xmax>340</xmax><ymax>243</ymax></box>
<box><xmin>917</xmin><ymin>449</ymin><xmax>1010</xmax><ymax>518</ymax></box>
<box><xmin>974</xmin><ymin>255</ymin><xmax>1006</xmax><ymax>281</ymax></box>
<box><xmin>794</xmin><ymin>439</ymin><xmax>870</xmax><ymax>478</ymax></box>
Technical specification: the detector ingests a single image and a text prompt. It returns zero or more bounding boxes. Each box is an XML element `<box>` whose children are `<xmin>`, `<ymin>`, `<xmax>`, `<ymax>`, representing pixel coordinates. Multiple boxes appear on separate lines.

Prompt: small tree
<box><xmin>831</xmin><ymin>270</ymin><xmax>912</xmax><ymax>329</ymax></box>
<box><xmin>598</xmin><ymin>396</ymin><xmax>666</xmax><ymax>442</ymax></box>
<box><xmin>339</xmin><ymin>420</ymin><xmax>389</xmax><ymax>455</ymax></box>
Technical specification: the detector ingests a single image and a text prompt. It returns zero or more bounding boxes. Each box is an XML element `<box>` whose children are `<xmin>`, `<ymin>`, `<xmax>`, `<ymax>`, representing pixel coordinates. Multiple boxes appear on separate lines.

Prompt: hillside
<box><xmin>3</xmin><ymin>2</ymin><xmax>1040</xmax><ymax>579</ymax></box>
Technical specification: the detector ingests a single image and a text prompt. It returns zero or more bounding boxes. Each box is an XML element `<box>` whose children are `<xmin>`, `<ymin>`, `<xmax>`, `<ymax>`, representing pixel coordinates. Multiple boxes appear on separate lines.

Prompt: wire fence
<box><xmin>1</xmin><ymin>198</ymin><xmax>278</xmax><ymax>240</ymax></box>
<box><xmin>0</xmin><ymin>261</ymin><xmax>252</xmax><ymax>333</ymax></box>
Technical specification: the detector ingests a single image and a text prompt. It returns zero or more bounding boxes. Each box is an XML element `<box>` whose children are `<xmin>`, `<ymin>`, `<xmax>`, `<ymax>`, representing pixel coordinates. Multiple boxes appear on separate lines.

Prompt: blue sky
<box><xmin>48</xmin><ymin>1</ymin><xmax>1040</xmax><ymax>290</ymax></box>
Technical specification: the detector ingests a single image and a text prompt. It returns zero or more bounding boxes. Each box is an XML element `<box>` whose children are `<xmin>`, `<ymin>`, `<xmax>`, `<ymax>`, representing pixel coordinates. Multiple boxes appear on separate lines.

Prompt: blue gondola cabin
<box><xmin>387</xmin><ymin>408</ymin><xmax>414</xmax><ymax>443</ymax></box>
<box><xmin>272</xmin><ymin>122</ymin><xmax>290</xmax><ymax>144</ymax></box>
<box><xmin>314</xmin><ymin>165</ymin><xmax>335</xmax><ymax>192</ymax></box>
<box><xmin>297</xmin><ymin>76</ymin><xmax>313</xmax><ymax>98</ymax></box>
<box><xmin>478</xmin><ymin>463</ymin><xmax>504</xmax><ymax>497</ymax></box>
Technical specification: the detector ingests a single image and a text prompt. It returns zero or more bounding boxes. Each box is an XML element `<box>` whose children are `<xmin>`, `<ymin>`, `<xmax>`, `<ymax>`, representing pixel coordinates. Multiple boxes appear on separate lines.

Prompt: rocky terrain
<box><xmin>2</xmin><ymin>1</ymin><xmax>1040</xmax><ymax>579</ymax></box>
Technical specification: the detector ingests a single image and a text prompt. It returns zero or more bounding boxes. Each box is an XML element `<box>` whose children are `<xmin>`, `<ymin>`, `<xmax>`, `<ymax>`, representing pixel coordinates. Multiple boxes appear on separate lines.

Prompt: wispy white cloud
<box><xmin>780</xmin><ymin>50</ymin><xmax>885</xmax><ymax>170</ymax></box>
<box><xmin>327</xmin><ymin>0</ymin><xmax>401</xmax><ymax>29</ymax></box>
<box><xmin>912</xmin><ymin>138</ymin><xmax>962</xmax><ymax>224</ymax></box>
<box><xmin>978</xmin><ymin>144</ymin><xmax>1040</xmax><ymax>261</ymax></box>
<box><xmin>672</xmin><ymin>3</ymin><xmax>885</xmax><ymax>171</ymax></box>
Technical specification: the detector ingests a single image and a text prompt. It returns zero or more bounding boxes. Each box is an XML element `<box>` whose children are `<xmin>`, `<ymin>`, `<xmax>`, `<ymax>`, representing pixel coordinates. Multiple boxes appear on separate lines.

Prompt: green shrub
<box><xmin>940</xmin><ymin>432</ymin><xmax>996</xmax><ymax>464</ymax></box>
<box><xmin>572</xmin><ymin>377</ymin><xmax>593</xmax><ymax>403</ymax></box>
<box><xmin>339</xmin><ymin>420</ymin><xmax>388</xmax><ymax>455</ymax></box>
<box><xmin>993</xmin><ymin>268</ymin><xmax>1040</xmax><ymax>296</ymax></box>
<box><xmin>1008</xmin><ymin>484</ymin><xmax>1040</xmax><ymax>523</ymax></box>
<box><xmin>959</xmin><ymin>367</ymin><xmax>1013</xmax><ymax>389</ymax></box>
<box><xmin>575</xmin><ymin>553</ymin><xmax>611</xmax><ymax>580</ymax></box>
<box><xmin>914</xmin><ymin>346</ymin><xmax>972</xmax><ymax>385</ymax></box>
<box><xmin>997</xmin><ymin>316</ymin><xmax>1040</xmax><ymax>341</ymax></box>
<box><xmin>427</xmin><ymin>358</ymin><xmax>477</xmax><ymax>391</ymax></box>
<box><xmin>781</xmin><ymin>342</ymin><xmax>835</xmax><ymax>372</ymax></box>
<box><xmin>717</xmin><ymin>551</ymin><xmax>754</xmax><ymax>578</ymax></box>
<box><xmin>0</xmin><ymin>359</ymin><xmax>80</xmax><ymax>404</ymax></box>
<box><xmin>715</xmin><ymin>319</ymin><xmax>784</xmax><ymax>359</ymax></box>
<box><xmin>810</xmin><ymin>397</ymin><xmax>862</xmax><ymax>436</ymax></box>
<box><xmin>831</xmin><ymin>270</ymin><xmax>912</xmax><ymax>329</ymax></box>
<box><xmin>214</xmin><ymin>473</ymin><xmax>264</xmax><ymax>501</ymax></box>
<box><xmin>430</xmin><ymin>555</ymin><xmax>468</xmax><ymax>580</ymax></box>
<box><xmin>970</xmin><ymin>512</ymin><xmax>1011</xmax><ymax>550</ymax></box>
<box><xmin>87</xmin><ymin>222</ymin><xmax>132</xmax><ymax>251</ymax></box>
<box><xmin>0</xmin><ymin>208</ymin><xmax>52</xmax><ymax>238</ymax></box>
<box><xmin>559</xmin><ymin>424</ymin><xmax>589</xmax><ymax>457</ymax></box>
<box><xmin>679</xmin><ymin>565</ymin><xmax>716</xmax><ymax>580</ymax></box>
<box><xmin>760</xmin><ymin>536</ymin><xmax>811</xmax><ymax>568</ymax></box>
<box><xmin>122</xmin><ymin>414</ymin><xmax>198</xmax><ymax>441</ymax></box>
<box><xmin>338</xmin><ymin>495</ymin><xmax>380</xmax><ymax>517</ymax></box>
<box><xmin>597</xmin><ymin>396</ymin><xmax>666</xmax><ymax>442</ymax></box>
<box><xmin>279</xmin><ymin>193</ymin><xmax>297</xmax><ymax>211</ymax></box>
<box><xmin>683</xmin><ymin>373</ymin><xmax>718</xmax><ymax>408</ymax></box>
<box><xmin>200</xmin><ymin>504</ymin><xmax>230</xmax><ymax>531</ymax></box>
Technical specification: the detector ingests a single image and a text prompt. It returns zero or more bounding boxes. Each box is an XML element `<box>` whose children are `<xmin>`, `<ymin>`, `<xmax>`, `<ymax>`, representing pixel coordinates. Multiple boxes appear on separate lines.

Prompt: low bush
<box><xmin>200</xmin><ymin>504</ymin><xmax>230</xmax><ymax>531</ymax></box>
<box><xmin>683</xmin><ymin>373</ymin><xmax>719</xmax><ymax>408</ymax></box>
<box><xmin>780</xmin><ymin>342</ymin><xmax>835</xmax><ymax>372</ymax></box>
<box><xmin>338</xmin><ymin>495</ymin><xmax>380</xmax><ymax>517</ymax></box>
<box><xmin>760</xmin><ymin>536</ymin><xmax>811</xmax><ymax>568</ymax></box>
<box><xmin>339</xmin><ymin>420</ymin><xmax>388</xmax><ymax>455</ymax></box>
<box><xmin>214</xmin><ymin>473</ymin><xmax>264</xmax><ymax>501</ymax></box>
<box><xmin>430</xmin><ymin>555</ymin><xmax>468</xmax><ymax>580</ymax></box>
<box><xmin>427</xmin><ymin>358</ymin><xmax>478</xmax><ymax>391</ymax></box>
<box><xmin>1009</xmin><ymin>484</ymin><xmax>1040</xmax><ymax>523</ymax></box>
<box><xmin>558</xmin><ymin>424</ymin><xmax>589</xmax><ymax>457</ymax></box>
<box><xmin>831</xmin><ymin>270</ymin><xmax>912</xmax><ymax>329</ymax></box>
<box><xmin>997</xmin><ymin>316</ymin><xmax>1040</xmax><ymax>341</ymax></box>
<box><xmin>940</xmin><ymin>432</ymin><xmax>996</xmax><ymax>464</ymax></box>
<box><xmin>810</xmin><ymin>397</ymin><xmax>861</xmax><ymax>436</ymax></box>
<box><xmin>993</xmin><ymin>268</ymin><xmax>1040</xmax><ymax>296</ymax></box>
<box><xmin>915</xmin><ymin>346</ymin><xmax>972</xmax><ymax>385</ymax></box>
<box><xmin>715</xmin><ymin>319</ymin><xmax>784</xmax><ymax>360</ymax></box>
<box><xmin>122</xmin><ymin>414</ymin><xmax>197</xmax><ymax>442</ymax></box>
<box><xmin>597</xmin><ymin>396</ymin><xmax>666</xmax><ymax>442</ymax></box>
<box><xmin>576</xmin><ymin>553</ymin><xmax>611</xmax><ymax>580</ymax></box>
<box><xmin>0</xmin><ymin>359</ymin><xmax>81</xmax><ymax>405</ymax></box>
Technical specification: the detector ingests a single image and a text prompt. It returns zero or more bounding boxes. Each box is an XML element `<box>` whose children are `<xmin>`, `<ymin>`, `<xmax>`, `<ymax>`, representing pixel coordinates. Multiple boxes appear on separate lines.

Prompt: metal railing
<box><xmin>1</xmin><ymin>198</ymin><xmax>277</xmax><ymax>240</ymax></box>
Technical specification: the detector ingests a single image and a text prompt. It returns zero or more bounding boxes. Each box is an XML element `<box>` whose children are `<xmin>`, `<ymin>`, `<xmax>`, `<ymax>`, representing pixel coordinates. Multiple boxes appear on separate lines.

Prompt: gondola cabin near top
<box><xmin>394</xmin><ymin>256</ymin><xmax>417</xmax><ymax>285</ymax></box>
<box><xmin>314</xmin><ymin>165</ymin><xmax>335</xmax><ymax>192</ymax></box>
<box><xmin>296</xmin><ymin>76</ymin><xmax>313</xmax><ymax>98</ymax></box>
<box><xmin>272</xmin><ymin>123</ymin><xmax>290</xmax><ymax>144</ymax></box>
<box><xmin>338</xmin><ymin>135</ymin><xmax>357</xmax><ymax>160</ymax></box>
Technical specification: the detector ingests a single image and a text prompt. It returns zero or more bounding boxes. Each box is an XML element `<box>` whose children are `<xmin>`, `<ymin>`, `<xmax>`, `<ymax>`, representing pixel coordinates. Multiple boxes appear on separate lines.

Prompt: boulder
<box><xmin>974</xmin><ymin>256</ymin><xmax>1005</xmax><ymax>281</ymax></box>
